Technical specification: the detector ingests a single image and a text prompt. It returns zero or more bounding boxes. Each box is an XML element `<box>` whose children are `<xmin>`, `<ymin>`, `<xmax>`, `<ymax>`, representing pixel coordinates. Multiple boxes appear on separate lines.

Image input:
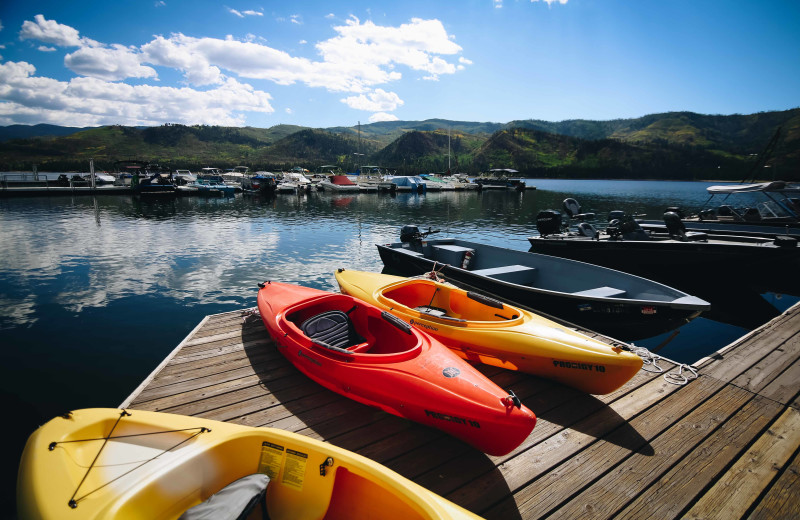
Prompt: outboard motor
<box><xmin>607</xmin><ymin>210</ymin><xmax>626</xmax><ymax>222</ymax></box>
<box><xmin>535</xmin><ymin>210</ymin><xmax>562</xmax><ymax>236</ymax></box>
<box><xmin>665</xmin><ymin>206</ymin><xmax>684</xmax><ymax>218</ymax></box>
<box><xmin>663</xmin><ymin>211</ymin><xmax>687</xmax><ymax>239</ymax></box>
<box><xmin>620</xmin><ymin>218</ymin><xmax>649</xmax><ymax>240</ymax></box>
<box><xmin>606</xmin><ymin>219</ymin><xmax>622</xmax><ymax>239</ymax></box>
<box><xmin>400</xmin><ymin>225</ymin><xmax>422</xmax><ymax>243</ymax></box>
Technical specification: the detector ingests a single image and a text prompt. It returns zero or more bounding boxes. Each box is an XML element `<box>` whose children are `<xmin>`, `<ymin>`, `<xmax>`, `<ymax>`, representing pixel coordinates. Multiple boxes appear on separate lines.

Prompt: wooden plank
<box><xmin>430</xmin><ymin>368</ymin><xmax>684</xmax><ymax>511</ymax></box>
<box><xmin>747</xmin><ymin>447</ymin><xmax>800</xmax><ymax>520</ymax></box>
<box><xmin>699</xmin><ymin>307</ymin><xmax>800</xmax><ymax>380</ymax></box>
<box><xmin>605</xmin><ymin>394</ymin><xmax>782</xmax><ymax>520</ymax></box>
<box><xmin>682</xmin><ymin>406</ymin><xmax>800</xmax><ymax>520</ymax></box>
<box><xmin>531</xmin><ymin>382</ymin><xmax>757</xmax><ymax>520</ymax></box>
<box><xmin>731</xmin><ymin>335</ymin><xmax>800</xmax><ymax>395</ymax></box>
<box><xmin>481</xmin><ymin>373</ymin><xmax>728</xmax><ymax>519</ymax></box>
<box><xmin>753</xmin><ymin>339</ymin><xmax>800</xmax><ymax>406</ymax></box>
<box><xmin>120</xmin><ymin>314</ymin><xmax>210</xmax><ymax>408</ymax></box>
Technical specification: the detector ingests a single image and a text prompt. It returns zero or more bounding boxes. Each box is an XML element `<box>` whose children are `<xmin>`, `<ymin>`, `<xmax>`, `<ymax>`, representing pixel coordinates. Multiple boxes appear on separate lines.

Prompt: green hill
<box><xmin>0</xmin><ymin>109</ymin><xmax>797</xmax><ymax>180</ymax></box>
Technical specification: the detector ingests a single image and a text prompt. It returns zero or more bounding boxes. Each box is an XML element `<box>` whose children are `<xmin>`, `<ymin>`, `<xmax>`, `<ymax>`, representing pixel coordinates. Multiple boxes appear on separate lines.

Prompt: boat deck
<box><xmin>122</xmin><ymin>302</ymin><xmax>800</xmax><ymax>519</ymax></box>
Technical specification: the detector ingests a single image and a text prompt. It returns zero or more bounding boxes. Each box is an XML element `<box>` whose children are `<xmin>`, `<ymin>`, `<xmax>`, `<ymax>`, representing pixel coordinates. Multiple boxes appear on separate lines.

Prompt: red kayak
<box><xmin>257</xmin><ymin>281</ymin><xmax>536</xmax><ymax>456</ymax></box>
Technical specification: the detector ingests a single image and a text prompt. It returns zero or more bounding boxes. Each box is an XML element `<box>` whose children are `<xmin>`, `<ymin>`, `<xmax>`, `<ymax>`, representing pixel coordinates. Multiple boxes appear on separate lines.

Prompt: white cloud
<box><xmin>10</xmin><ymin>14</ymin><xmax>470</xmax><ymax>124</ymax></box>
<box><xmin>299</xmin><ymin>39</ymin><xmax>307</xmax><ymax>44</ymax></box>
<box><xmin>316</xmin><ymin>17</ymin><xmax>463</xmax><ymax>84</ymax></box>
<box><xmin>38</xmin><ymin>45</ymin><xmax>57</xmax><ymax>52</ymax></box>
<box><xmin>141</xmin><ymin>35</ymin><xmax>224</xmax><ymax>85</ymax></box>
<box><xmin>19</xmin><ymin>14</ymin><xmax>99</xmax><ymax>48</ymax></box>
<box><xmin>369</xmin><ymin>112</ymin><xmax>399</xmax><ymax>123</ymax></box>
<box><xmin>0</xmin><ymin>61</ymin><xmax>274</xmax><ymax>127</ymax></box>
<box><xmin>290</xmin><ymin>15</ymin><xmax>302</xmax><ymax>25</ymax></box>
<box><xmin>341</xmin><ymin>88</ymin><xmax>403</xmax><ymax>112</ymax></box>
<box><xmin>65</xmin><ymin>45</ymin><xmax>157</xmax><ymax>81</ymax></box>
<box><xmin>155</xmin><ymin>1</ymin><xmax>166</xmax><ymax>7</ymax></box>
<box><xmin>228</xmin><ymin>7</ymin><xmax>263</xmax><ymax>18</ymax></box>
<box><xmin>285</xmin><ymin>107</ymin><xmax>292</xmax><ymax>114</ymax></box>
<box><xmin>325</xmin><ymin>13</ymin><xmax>335</xmax><ymax>19</ymax></box>
<box><xmin>532</xmin><ymin>0</ymin><xmax>569</xmax><ymax>4</ymax></box>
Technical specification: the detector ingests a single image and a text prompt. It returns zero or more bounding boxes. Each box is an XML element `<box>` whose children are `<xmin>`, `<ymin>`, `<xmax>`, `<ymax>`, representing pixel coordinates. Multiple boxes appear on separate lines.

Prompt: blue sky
<box><xmin>0</xmin><ymin>0</ymin><xmax>798</xmax><ymax>129</ymax></box>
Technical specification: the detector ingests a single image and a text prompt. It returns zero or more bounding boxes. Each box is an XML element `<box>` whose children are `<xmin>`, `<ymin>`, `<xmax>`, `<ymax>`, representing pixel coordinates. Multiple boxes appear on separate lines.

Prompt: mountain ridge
<box><xmin>1</xmin><ymin>109</ymin><xmax>797</xmax><ymax>180</ymax></box>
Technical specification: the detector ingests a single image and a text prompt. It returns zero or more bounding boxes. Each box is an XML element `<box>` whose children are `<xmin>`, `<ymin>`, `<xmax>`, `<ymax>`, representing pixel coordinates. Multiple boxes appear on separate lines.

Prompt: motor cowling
<box><xmin>663</xmin><ymin>211</ymin><xmax>686</xmax><ymax>238</ymax></box>
<box><xmin>536</xmin><ymin>210</ymin><xmax>562</xmax><ymax>236</ymax></box>
<box><xmin>400</xmin><ymin>225</ymin><xmax>422</xmax><ymax>243</ymax></box>
<box><xmin>665</xmin><ymin>206</ymin><xmax>684</xmax><ymax>218</ymax></box>
<box><xmin>608</xmin><ymin>210</ymin><xmax>626</xmax><ymax>222</ymax></box>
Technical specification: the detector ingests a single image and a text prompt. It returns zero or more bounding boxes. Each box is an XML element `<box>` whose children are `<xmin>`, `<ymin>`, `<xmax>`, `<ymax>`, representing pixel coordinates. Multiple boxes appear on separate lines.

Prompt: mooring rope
<box><xmin>241</xmin><ymin>307</ymin><xmax>260</xmax><ymax>323</ymax></box>
<box><xmin>631</xmin><ymin>345</ymin><xmax>698</xmax><ymax>385</ymax></box>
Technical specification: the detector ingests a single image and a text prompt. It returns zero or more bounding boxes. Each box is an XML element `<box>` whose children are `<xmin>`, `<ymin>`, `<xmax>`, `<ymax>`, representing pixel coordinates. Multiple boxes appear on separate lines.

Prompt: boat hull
<box><xmin>528</xmin><ymin>234</ymin><xmax>800</xmax><ymax>296</ymax></box>
<box><xmin>17</xmin><ymin>408</ymin><xmax>482</xmax><ymax>520</ymax></box>
<box><xmin>335</xmin><ymin>269</ymin><xmax>643</xmax><ymax>395</ymax></box>
<box><xmin>377</xmin><ymin>239</ymin><xmax>709</xmax><ymax>341</ymax></box>
<box><xmin>257</xmin><ymin>281</ymin><xmax>536</xmax><ymax>456</ymax></box>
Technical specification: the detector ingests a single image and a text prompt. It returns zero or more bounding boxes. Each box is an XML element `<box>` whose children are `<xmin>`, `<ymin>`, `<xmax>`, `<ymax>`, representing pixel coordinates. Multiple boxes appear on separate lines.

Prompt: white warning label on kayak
<box><xmin>282</xmin><ymin>449</ymin><xmax>308</xmax><ymax>491</ymax></box>
<box><xmin>257</xmin><ymin>441</ymin><xmax>284</xmax><ymax>479</ymax></box>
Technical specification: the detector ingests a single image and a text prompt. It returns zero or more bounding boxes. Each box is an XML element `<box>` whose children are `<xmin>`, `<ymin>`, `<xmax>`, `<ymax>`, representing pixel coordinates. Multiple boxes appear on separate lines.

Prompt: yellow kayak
<box><xmin>17</xmin><ymin>408</ymin><xmax>483</xmax><ymax>520</ymax></box>
<box><xmin>335</xmin><ymin>269</ymin><xmax>643</xmax><ymax>395</ymax></box>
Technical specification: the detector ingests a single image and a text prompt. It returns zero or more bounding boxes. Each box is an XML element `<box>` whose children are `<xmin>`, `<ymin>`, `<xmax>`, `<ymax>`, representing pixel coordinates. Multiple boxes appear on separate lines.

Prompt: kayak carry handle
<box><xmin>467</xmin><ymin>291</ymin><xmax>504</xmax><ymax>309</ymax></box>
<box><xmin>503</xmin><ymin>389</ymin><xmax>522</xmax><ymax>409</ymax></box>
<box><xmin>381</xmin><ymin>311</ymin><xmax>412</xmax><ymax>334</ymax></box>
<box><xmin>311</xmin><ymin>340</ymin><xmax>354</xmax><ymax>355</ymax></box>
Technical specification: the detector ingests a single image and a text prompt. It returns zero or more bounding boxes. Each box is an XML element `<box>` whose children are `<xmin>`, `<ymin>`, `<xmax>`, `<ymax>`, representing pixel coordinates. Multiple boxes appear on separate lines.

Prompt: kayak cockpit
<box><xmin>281</xmin><ymin>294</ymin><xmax>422</xmax><ymax>361</ymax></box>
<box><xmin>378</xmin><ymin>279</ymin><xmax>524</xmax><ymax>324</ymax></box>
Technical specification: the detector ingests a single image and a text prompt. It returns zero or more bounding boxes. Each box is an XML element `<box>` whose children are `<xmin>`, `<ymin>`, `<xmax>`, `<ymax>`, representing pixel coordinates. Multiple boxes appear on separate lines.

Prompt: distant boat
<box><xmin>474</xmin><ymin>169</ymin><xmax>533</xmax><ymax>191</ymax></box>
<box><xmin>382</xmin><ymin>175</ymin><xmax>426</xmax><ymax>193</ymax></box>
<box><xmin>171</xmin><ymin>169</ymin><xmax>196</xmax><ymax>186</ymax></box>
<box><xmin>243</xmin><ymin>171</ymin><xmax>277</xmax><ymax>195</ymax></box>
<box><xmin>82</xmin><ymin>172</ymin><xmax>116</xmax><ymax>185</ymax></box>
<box><xmin>641</xmin><ymin>181</ymin><xmax>800</xmax><ymax>235</ymax></box>
<box><xmin>319</xmin><ymin>174</ymin><xmax>360</xmax><ymax>192</ymax></box>
<box><xmin>190</xmin><ymin>175</ymin><xmax>237</xmax><ymax>196</ymax></box>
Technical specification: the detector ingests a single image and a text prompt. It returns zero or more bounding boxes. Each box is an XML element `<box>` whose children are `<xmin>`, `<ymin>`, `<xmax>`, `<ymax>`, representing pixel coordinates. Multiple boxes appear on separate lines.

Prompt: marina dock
<box><xmin>121</xmin><ymin>302</ymin><xmax>800</xmax><ymax>519</ymax></box>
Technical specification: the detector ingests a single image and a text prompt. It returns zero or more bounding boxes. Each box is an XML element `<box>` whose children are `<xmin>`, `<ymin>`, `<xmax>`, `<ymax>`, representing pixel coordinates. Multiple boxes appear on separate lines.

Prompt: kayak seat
<box><xmin>178</xmin><ymin>473</ymin><xmax>269</xmax><ymax>520</ymax></box>
<box><xmin>572</xmin><ymin>286</ymin><xmax>627</xmax><ymax>298</ymax></box>
<box><xmin>301</xmin><ymin>310</ymin><xmax>365</xmax><ymax>351</ymax></box>
<box><xmin>470</xmin><ymin>265</ymin><xmax>537</xmax><ymax>285</ymax></box>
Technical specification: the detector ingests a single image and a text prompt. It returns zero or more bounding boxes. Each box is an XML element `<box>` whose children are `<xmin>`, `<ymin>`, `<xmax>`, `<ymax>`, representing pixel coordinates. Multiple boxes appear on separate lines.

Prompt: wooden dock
<box><xmin>122</xmin><ymin>303</ymin><xmax>800</xmax><ymax>519</ymax></box>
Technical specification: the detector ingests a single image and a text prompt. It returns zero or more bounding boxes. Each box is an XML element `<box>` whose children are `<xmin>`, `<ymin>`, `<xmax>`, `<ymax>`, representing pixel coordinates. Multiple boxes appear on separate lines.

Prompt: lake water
<box><xmin>2</xmin><ymin>178</ymin><xmax>797</xmax><ymax>513</ymax></box>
